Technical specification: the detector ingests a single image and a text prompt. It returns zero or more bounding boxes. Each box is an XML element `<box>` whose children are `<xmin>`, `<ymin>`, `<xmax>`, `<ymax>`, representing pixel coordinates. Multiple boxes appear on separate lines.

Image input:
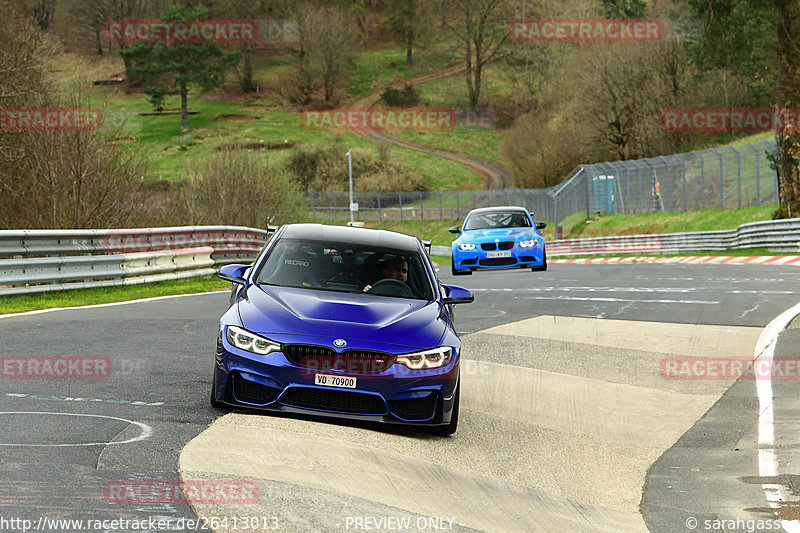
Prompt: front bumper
<box><xmin>213</xmin><ymin>335</ymin><xmax>459</xmax><ymax>427</ymax></box>
<box><xmin>453</xmin><ymin>246</ymin><xmax>544</xmax><ymax>271</ymax></box>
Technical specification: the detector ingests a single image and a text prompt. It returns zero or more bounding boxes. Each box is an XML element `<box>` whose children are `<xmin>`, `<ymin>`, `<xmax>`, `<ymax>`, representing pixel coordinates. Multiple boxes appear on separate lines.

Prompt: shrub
<box><xmin>380</xmin><ymin>85</ymin><xmax>420</xmax><ymax>107</ymax></box>
<box><xmin>172</xmin><ymin>152</ymin><xmax>305</xmax><ymax>227</ymax></box>
<box><xmin>287</xmin><ymin>141</ymin><xmax>429</xmax><ymax>193</ymax></box>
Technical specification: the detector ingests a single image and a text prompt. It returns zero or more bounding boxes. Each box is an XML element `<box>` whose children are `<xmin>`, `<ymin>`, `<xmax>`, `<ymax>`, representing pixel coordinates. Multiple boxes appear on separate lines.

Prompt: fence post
<box><xmin>439</xmin><ymin>191</ymin><xmax>443</xmax><ymax>219</ymax></box>
<box><xmin>420</xmin><ymin>192</ymin><xmax>424</xmax><ymax>220</ymax></box>
<box><xmin>399</xmin><ymin>193</ymin><xmax>403</xmax><ymax>221</ymax></box>
<box><xmin>658</xmin><ymin>156</ymin><xmax>672</xmax><ymax>212</ymax></box>
<box><xmin>729</xmin><ymin>146</ymin><xmax>742</xmax><ymax>208</ymax></box>
<box><xmin>377</xmin><ymin>193</ymin><xmax>382</xmax><ymax>222</ymax></box>
<box><xmin>692</xmin><ymin>151</ymin><xmax>706</xmax><ymax>209</ymax></box>
<box><xmin>456</xmin><ymin>191</ymin><xmax>460</xmax><ymax>219</ymax></box>
<box><xmin>710</xmin><ymin>147</ymin><xmax>724</xmax><ymax>208</ymax></box>
<box><xmin>749</xmin><ymin>144</ymin><xmax>760</xmax><ymax>203</ymax></box>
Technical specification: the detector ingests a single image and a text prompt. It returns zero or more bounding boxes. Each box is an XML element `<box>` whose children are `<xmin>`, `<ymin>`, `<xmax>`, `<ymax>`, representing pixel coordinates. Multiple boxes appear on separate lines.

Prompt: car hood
<box><xmin>237</xmin><ymin>284</ymin><xmax>445</xmax><ymax>351</ymax></box>
<box><xmin>461</xmin><ymin>228</ymin><xmax>539</xmax><ymax>241</ymax></box>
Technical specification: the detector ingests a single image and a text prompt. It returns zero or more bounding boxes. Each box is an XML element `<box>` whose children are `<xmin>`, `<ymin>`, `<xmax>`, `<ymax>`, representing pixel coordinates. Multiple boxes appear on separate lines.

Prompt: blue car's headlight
<box><xmin>458</xmin><ymin>243</ymin><xmax>476</xmax><ymax>251</ymax></box>
<box><xmin>519</xmin><ymin>240</ymin><xmax>538</xmax><ymax>247</ymax></box>
<box><xmin>226</xmin><ymin>325</ymin><xmax>281</xmax><ymax>355</ymax></box>
<box><xmin>395</xmin><ymin>346</ymin><xmax>453</xmax><ymax>370</ymax></box>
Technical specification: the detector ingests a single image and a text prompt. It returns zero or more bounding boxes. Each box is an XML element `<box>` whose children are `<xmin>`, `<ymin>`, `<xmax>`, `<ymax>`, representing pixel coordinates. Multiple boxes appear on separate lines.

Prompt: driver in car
<box><xmin>382</xmin><ymin>257</ymin><xmax>408</xmax><ymax>283</ymax></box>
<box><xmin>363</xmin><ymin>257</ymin><xmax>409</xmax><ymax>292</ymax></box>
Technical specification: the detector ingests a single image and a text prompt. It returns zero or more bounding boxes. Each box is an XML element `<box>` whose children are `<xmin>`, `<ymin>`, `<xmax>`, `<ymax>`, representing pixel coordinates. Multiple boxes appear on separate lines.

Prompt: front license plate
<box><xmin>315</xmin><ymin>374</ymin><xmax>357</xmax><ymax>389</ymax></box>
<box><xmin>486</xmin><ymin>251</ymin><xmax>512</xmax><ymax>258</ymax></box>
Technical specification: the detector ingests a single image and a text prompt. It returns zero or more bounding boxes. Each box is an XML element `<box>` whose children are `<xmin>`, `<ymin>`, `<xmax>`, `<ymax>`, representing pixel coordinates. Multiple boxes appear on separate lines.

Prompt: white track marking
<box><xmin>0</xmin><ymin>290</ymin><xmax>227</xmax><ymax>320</ymax></box>
<box><xmin>0</xmin><ymin>411</ymin><xmax>152</xmax><ymax>447</ymax></box>
<box><xmin>754</xmin><ymin>302</ymin><xmax>800</xmax><ymax>532</ymax></box>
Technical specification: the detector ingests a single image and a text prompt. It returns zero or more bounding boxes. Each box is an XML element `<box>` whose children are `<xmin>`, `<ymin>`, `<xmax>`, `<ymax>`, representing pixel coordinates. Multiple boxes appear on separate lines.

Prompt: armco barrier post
<box><xmin>729</xmin><ymin>146</ymin><xmax>742</xmax><ymax>208</ymax></box>
<box><xmin>710</xmin><ymin>147</ymin><xmax>724</xmax><ymax>209</ymax></box>
<box><xmin>749</xmin><ymin>144</ymin><xmax>760</xmax><ymax>203</ymax></box>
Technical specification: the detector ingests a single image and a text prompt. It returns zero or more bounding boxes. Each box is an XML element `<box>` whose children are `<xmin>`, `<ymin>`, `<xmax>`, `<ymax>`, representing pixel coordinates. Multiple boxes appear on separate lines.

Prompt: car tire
<box><xmin>429</xmin><ymin>380</ymin><xmax>459</xmax><ymax>436</ymax></box>
<box><xmin>531</xmin><ymin>251</ymin><xmax>547</xmax><ymax>272</ymax></box>
<box><xmin>451</xmin><ymin>263</ymin><xmax>472</xmax><ymax>276</ymax></box>
<box><xmin>210</xmin><ymin>367</ymin><xmax>226</xmax><ymax>409</ymax></box>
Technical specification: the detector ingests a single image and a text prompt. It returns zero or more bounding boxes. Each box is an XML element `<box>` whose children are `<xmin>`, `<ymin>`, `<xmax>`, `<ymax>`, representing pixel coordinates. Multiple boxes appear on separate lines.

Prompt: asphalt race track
<box><xmin>1</xmin><ymin>262</ymin><xmax>799</xmax><ymax>532</ymax></box>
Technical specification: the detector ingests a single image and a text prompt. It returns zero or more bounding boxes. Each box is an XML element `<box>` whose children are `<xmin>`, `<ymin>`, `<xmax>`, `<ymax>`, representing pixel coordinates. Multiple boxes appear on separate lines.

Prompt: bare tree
<box><xmin>24</xmin><ymin>0</ymin><xmax>56</xmax><ymax>30</ymax></box>
<box><xmin>292</xmin><ymin>3</ymin><xmax>359</xmax><ymax>105</ymax></box>
<box><xmin>442</xmin><ymin>0</ymin><xmax>509</xmax><ymax>108</ymax></box>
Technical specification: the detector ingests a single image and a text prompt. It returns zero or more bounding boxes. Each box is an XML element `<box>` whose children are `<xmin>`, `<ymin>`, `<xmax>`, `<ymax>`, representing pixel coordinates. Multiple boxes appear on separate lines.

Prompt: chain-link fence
<box><xmin>306</xmin><ymin>139</ymin><xmax>779</xmax><ymax>236</ymax></box>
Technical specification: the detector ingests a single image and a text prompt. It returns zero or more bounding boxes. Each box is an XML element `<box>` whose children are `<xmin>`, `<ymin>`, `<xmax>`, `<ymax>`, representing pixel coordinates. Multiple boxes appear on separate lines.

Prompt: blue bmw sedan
<box><xmin>212</xmin><ymin>223</ymin><xmax>474</xmax><ymax>435</ymax></box>
<box><xmin>450</xmin><ymin>206</ymin><xmax>547</xmax><ymax>275</ymax></box>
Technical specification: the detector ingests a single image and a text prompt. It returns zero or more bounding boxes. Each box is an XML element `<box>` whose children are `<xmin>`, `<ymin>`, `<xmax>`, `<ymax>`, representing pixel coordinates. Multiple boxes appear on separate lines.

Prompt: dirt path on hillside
<box><xmin>350</xmin><ymin>64</ymin><xmax>515</xmax><ymax>190</ymax></box>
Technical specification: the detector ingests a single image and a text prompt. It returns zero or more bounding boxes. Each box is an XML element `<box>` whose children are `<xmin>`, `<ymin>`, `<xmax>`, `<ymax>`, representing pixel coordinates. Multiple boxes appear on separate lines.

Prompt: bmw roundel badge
<box><xmin>333</xmin><ymin>339</ymin><xmax>347</xmax><ymax>348</ymax></box>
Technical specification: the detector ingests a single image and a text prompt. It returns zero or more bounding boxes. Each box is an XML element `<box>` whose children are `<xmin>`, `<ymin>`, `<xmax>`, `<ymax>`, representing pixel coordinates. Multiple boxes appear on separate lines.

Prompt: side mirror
<box><xmin>442</xmin><ymin>284</ymin><xmax>474</xmax><ymax>305</ymax></box>
<box><xmin>448</xmin><ymin>226</ymin><xmax>461</xmax><ymax>234</ymax></box>
<box><xmin>535</xmin><ymin>222</ymin><xmax>547</xmax><ymax>230</ymax></box>
<box><xmin>218</xmin><ymin>264</ymin><xmax>249</xmax><ymax>286</ymax></box>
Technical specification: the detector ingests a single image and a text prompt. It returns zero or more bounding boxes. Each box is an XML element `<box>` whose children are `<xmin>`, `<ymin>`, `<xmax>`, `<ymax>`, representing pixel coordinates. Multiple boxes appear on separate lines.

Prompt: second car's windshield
<box><xmin>255</xmin><ymin>238</ymin><xmax>433</xmax><ymax>300</ymax></box>
<box><xmin>464</xmin><ymin>211</ymin><xmax>532</xmax><ymax>230</ymax></box>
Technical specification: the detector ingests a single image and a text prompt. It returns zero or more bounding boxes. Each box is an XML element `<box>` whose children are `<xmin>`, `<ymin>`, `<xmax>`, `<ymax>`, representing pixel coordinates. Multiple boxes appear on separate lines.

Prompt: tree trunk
<box><xmin>95</xmin><ymin>26</ymin><xmax>103</xmax><ymax>55</ymax></box>
<box><xmin>406</xmin><ymin>28</ymin><xmax>414</xmax><ymax>68</ymax></box>
<box><xmin>181</xmin><ymin>81</ymin><xmax>189</xmax><ymax>132</ymax></box>
<box><xmin>465</xmin><ymin>40</ymin><xmax>476</xmax><ymax>108</ymax></box>
<box><xmin>775</xmin><ymin>0</ymin><xmax>799</xmax><ymax>214</ymax></box>
<box><xmin>241</xmin><ymin>44</ymin><xmax>256</xmax><ymax>92</ymax></box>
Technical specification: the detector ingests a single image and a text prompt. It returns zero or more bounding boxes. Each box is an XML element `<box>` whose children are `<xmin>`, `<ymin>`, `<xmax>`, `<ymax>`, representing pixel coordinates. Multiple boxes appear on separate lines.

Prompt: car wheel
<box><xmin>531</xmin><ymin>251</ymin><xmax>547</xmax><ymax>272</ymax></box>
<box><xmin>429</xmin><ymin>380</ymin><xmax>459</xmax><ymax>436</ymax></box>
<box><xmin>451</xmin><ymin>263</ymin><xmax>472</xmax><ymax>276</ymax></box>
<box><xmin>210</xmin><ymin>367</ymin><xmax>226</xmax><ymax>409</ymax></box>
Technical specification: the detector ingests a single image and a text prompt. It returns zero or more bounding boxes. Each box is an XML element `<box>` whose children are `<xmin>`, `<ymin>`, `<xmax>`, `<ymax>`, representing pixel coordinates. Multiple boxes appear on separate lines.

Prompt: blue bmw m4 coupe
<box><xmin>212</xmin><ymin>223</ymin><xmax>474</xmax><ymax>435</ymax></box>
<box><xmin>450</xmin><ymin>206</ymin><xmax>547</xmax><ymax>276</ymax></box>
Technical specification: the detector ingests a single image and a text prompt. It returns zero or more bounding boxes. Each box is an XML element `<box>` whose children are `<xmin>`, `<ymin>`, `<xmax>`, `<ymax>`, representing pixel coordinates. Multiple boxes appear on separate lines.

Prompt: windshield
<box><xmin>464</xmin><ymin>211</ymin><xmax>532</xmax><ymax>231</ymax></box>
<box><xmin>255</xmin><ymin>238</ymin><xmax>433</xmax><ymax>300</ymax></box>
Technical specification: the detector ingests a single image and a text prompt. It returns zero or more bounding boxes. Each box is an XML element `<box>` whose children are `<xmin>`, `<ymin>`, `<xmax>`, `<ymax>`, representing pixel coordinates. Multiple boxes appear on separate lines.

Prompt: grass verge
<box><xmin>0</xmin><ymin>277</ymin><xmax>230</xmax><ymax>315</ymax></box>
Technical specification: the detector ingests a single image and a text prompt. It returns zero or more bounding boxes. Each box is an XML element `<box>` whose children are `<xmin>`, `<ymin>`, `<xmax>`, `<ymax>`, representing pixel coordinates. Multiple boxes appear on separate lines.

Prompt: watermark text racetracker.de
<box><xmin>104</xmin><ymin>480</ymin><xmax>258</xmax><ymax>504</ymax></box>
<box><xmin>660</xmin><ymin>108</ymin><xmax>800</xmax><ymax>133</ymax></box>
<box><xmin>660</xmin><ymin>356</ymin><xmax>800</xmax><ymax>380</ymax></box>
<box><xmin>2</xmin><ymin>356</ymin><xmax>111</xmax><ymax>379</ymax></box>
<box><xmin>0</xmin><ymin>515</ymin><xmax>280</xmax><ymax>532</ymax></box>
<box><xmin>509</xmin><ymin>18</ymin><xmax>663</xmax><ymax>42</ymax></box>
<box><xmin>0</xmin><ymin>108</ymin><xmax>102</xmax><ymax>132</ymax></box>
<box><xmin>103</xmin><ymin>19</ymin><xmax>257</xmax><ymax>44</ymax></box>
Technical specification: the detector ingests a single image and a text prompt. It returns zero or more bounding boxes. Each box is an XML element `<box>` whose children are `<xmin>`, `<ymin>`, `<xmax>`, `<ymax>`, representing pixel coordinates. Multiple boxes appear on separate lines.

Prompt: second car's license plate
<box><xmin>315</xmin><ymin>374</ymin><xmax>357</xmax><ymax>389</ymax></box>
<box><xmin>486</xmin><ymin>251</ymin><xmax>512</xmax><ymax>258</ymax></box>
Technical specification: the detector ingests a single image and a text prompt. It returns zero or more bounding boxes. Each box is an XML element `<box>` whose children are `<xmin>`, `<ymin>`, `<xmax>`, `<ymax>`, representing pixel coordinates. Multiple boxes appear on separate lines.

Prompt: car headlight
<box><xmin>458</xmin><ymin>243</ymin><xmax>476</xmax><ymax>251</ymax></box>
<box><xmin>226</xmin><ymin>325</ymin><xmax>281</xmax><ymax>355</ymax></box>
<box><xmin>519</xmin><ymin>240</ymin><xmax>539</xmax><ymax>247</ymax></box>
<box><xmin>395</xmin><ymin>346</ymin><xmax>453</xmax><ymax>370</ymax></box>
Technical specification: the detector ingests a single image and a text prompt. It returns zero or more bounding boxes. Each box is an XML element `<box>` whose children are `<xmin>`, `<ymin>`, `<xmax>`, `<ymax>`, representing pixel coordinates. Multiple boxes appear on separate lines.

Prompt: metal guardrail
<box><xmin>548</xmin><ymin>218</ymin><xmax>800</xmax><ymax>256</ymax></box>
<box><xmin>2</xmin><ymin>220</ymin><xmax>797</xmax><ymax>296</ymax></box>
<box><xmin>431</xmin><ymin>219</ymin><xmax>800</xmax><ymax>258</ymax></box>
<box><xmin>0</xmin><ymin>226</ymin><xmax>271</xmax><ymax>296</ymax></box>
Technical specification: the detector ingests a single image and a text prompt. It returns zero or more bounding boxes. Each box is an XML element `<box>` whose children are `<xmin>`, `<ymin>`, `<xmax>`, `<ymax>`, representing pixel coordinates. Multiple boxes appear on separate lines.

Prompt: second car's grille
<box><xmin>480</xmin><ymin>243</ymin><xmax>496</xmax><ymax>251</ymax></box>
<box><xmin>283</xmin><ymin>344</ymin><xmax>394</xmax><ymax>374</ymax></box>
<box><xmin>498</xmin><ymin>242</ymin><xmax>514</xmax><ymax>250</ymax></box>
<box><xmin>280</xmin><ymin>388</ymin><xmax>387</xmax><ymax>414</ymax></box>
<box><xmin>479</xmin><ymin>258</ymin><xmax>517</xmax><ymax>266</ymax></box>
